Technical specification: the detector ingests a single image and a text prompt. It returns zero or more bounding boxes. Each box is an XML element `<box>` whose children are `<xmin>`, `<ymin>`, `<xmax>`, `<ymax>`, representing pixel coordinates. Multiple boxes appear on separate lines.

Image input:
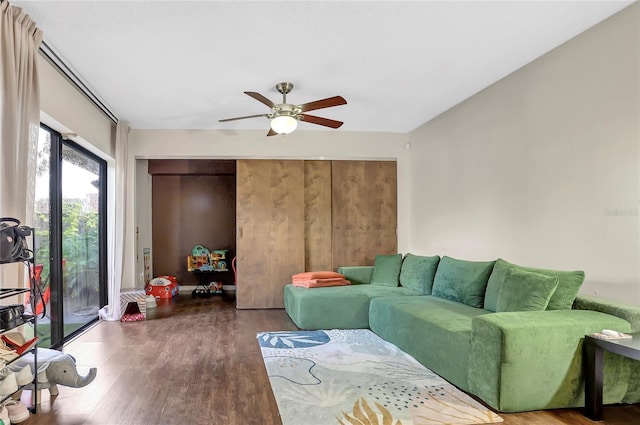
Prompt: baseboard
<box><xmin>180</xmin><ymin>285</ymin><xmax>236</xmax><ymax>292</ymax></box>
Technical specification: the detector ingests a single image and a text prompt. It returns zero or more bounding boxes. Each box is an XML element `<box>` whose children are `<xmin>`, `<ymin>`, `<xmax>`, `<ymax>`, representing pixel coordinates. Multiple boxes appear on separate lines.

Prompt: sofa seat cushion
<box><xmin>284</xmin><ymin>284</ymin><xmax>420</xmax><ymax>330</ymax></box>
<box><xmin>369</xmin><ymin>295</ymin><xmax>491</xmax><ymax>391</ymax></box>
<box><xmin>352</xmin><ymin>284</ymin><xmax>421</xmax><ymax>299</ymax></box>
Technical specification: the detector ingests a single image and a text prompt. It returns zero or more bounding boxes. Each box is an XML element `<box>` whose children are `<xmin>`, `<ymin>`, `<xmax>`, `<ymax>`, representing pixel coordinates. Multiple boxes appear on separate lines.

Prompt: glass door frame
<box><xmin>41</xmin><ymin>124</ymin><xmax>107</xmax><ymax>348</ymax></box>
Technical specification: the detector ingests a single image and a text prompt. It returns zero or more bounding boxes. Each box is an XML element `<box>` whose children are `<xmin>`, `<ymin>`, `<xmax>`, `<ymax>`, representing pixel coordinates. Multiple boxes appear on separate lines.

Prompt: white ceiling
<box><xmin>12</xmin><ymin>1</ymin><xmax>634</xmax><ymax>133</ymax></box>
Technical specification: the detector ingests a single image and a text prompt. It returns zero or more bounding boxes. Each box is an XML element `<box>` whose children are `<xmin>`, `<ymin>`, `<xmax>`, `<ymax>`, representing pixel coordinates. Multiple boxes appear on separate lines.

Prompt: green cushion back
<box><xmin>485</xmin><ymin>258</ymin><xmax>585</xmax><ymax>311</ymax></box>
<box><xmin>484</xmin><ymin>259</ymin><xmax>510</xmax><ymax>312</ymax></box>
<box><xmin>399</xmin><ymin>254</ymin><xmax>440</xmax><ymax>294</ymax></box>
<box><xmin>370</xmin><ymin>254</ymin><xmax>403</xmax><ymax>287</ymax></box>
<box><xmin>495</xmin><ymin>268</ymin><xmax>559</xmax><ymax>312</ymax></box>
<box><xmin>431</xmin><ymin>256</ymin><xmax>496</xmax><ymax>308</ymax></box>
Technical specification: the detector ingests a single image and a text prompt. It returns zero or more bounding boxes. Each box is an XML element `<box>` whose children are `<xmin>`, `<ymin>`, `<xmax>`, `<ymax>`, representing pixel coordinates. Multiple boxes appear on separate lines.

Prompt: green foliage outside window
<box><xmin>34</xmin><ymin>201</ymin><xmax>99</xmax><ymax>301</ymax></box>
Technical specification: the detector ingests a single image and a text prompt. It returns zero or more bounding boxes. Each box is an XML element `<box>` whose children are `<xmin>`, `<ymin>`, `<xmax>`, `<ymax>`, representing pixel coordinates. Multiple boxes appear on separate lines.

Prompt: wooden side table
<box><xmin>583</xmin><ymin>332</ymin><xmax>640</xmax><ymax>421</ymax></box>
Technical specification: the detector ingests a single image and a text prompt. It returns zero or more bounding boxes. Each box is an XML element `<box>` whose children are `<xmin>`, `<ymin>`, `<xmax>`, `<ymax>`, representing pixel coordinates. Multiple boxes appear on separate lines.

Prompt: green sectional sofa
<box><xmin>284</xmin><ymin>255</ymin><xmax>430</xmax><ymax>329</ymax></box>
<box><xmin>283</xmin><ymin>254</ymin><xmax>640</xmax><ymax>413</ymax></box>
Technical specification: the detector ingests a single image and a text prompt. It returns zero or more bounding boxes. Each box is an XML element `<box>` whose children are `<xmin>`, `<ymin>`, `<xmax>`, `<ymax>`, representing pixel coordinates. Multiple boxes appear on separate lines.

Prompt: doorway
<box><xmin>34</xmin><ymin>125</ymin><xmax>107</xmax><ymax>348</ymax></box>
<box><xmin>149</xmin><ymin>160</ymin><xmax>236</xmax><ymax>288</ymax></box>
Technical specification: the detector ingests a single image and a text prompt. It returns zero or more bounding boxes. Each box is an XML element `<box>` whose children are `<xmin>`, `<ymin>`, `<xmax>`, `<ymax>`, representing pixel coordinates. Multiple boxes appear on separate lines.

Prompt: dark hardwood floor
<box><xmin>20</xmin><ymin>294</ymin><xmax>639</xmax><ymax>425</ymax></box>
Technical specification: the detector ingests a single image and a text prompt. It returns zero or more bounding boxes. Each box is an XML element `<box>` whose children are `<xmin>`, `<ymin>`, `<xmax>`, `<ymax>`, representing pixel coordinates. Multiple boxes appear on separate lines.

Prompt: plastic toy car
<box><xmin>145</xmin><ymin>275</ymin><xmax>179</xmax><ymax>299</ymax></box>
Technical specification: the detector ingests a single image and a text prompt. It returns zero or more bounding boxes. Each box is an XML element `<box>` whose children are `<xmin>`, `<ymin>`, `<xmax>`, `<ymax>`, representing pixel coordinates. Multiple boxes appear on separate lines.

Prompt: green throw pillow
<box><xmin>485</xmin><ymin>258</ymin><xmax>585</xmax><ymax>311</ymax></box>
<box><xmin>496</xmin><ymin>268</ymin><xmax>559</xmax><ymax>312</ymax></box>
<box><xmin>399</xmin><ymin>254</ymin><xmax>440</xmax><ymax>294</ymax></box>
<box><xmin>431</xmin><ymin>256</ymin><xmax>496</xmax><ymax>308</ymax></box>
<box><xmin>370</xmin><ymin>254</ymin><xmax>403</xmax><ymax>287</ymax></box>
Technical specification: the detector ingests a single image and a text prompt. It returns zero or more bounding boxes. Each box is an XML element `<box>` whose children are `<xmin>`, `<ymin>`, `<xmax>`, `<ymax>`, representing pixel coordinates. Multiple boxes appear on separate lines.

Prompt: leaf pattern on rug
<box><xmin>337</xmin><ymin>398</ymin><xmax>403</xmax><ymax>425</ymax></box>
<box><xmin>363</xmin><ymin>360</ymin><xmax>442</xmax><ymax>383</ymax></box>
<box><xmin>258</xmin><ymin>331</ymin><xmax>330</xmax><ymax>349</ymax></box>
<box><xmin>410</xmin><ymin>386</ymin><xmax>503</xmax><ymax>425</ymax></box>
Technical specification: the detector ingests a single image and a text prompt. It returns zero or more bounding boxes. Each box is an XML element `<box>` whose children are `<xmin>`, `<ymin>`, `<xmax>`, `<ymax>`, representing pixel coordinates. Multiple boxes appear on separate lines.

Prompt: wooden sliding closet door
<box><xmin>332</xmin><ymin>161</ymin><xmax>397</xmax><ymax>267</ymax></box>
<box><xmin>236</xmin><ymin>160</ymin><xmax>305</xmax><ymax>309</ymax></box>
<box><xmin>304</xmin><ymin>161</ymin><xmax>333</xmax><ymax>271</ymax></box>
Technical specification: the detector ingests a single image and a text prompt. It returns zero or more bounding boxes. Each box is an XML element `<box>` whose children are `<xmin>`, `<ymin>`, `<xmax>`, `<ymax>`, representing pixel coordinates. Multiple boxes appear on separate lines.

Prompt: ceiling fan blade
<box><xmin>299</xmin><ymin>114</ymin><xmax>344</xmax><ymax>129</ymax></box>
<box><xmin>245</xmin><ymin>91</ymin><xmax>275</xmax><ymax>108</ymax></box>
<box><xmin>218</xmin><ymin>114</ymin><xmax>268</xmax><ymax>122</ymax></box>
<box><xmin>267</xmin><ymin>129</ymin><xmax>278</xmax><ymax>137</ymax></box>
<box><xmin>299</xmin><ymin>96</ymin><xmax>347</xmax><ymax>113</ymax></box>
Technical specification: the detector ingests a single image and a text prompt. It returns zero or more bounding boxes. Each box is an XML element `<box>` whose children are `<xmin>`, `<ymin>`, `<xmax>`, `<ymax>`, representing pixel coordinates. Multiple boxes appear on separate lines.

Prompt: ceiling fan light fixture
<box><xmin>270</xmin><ymin>115</ymin><xmax>298</xmax><ymax>134</ymax></box>
<box><xmin>220</xmin><ymin>82</ymin><xmax>346</xmax><ymax>136</ymax></box>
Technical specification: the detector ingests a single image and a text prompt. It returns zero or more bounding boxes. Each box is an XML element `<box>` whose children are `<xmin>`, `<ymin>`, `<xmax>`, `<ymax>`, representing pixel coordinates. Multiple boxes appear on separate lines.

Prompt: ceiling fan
<box><xmin>219</xmin><ymin>82</ymin><xmax>347</xmax><ymax>136</ymax></box>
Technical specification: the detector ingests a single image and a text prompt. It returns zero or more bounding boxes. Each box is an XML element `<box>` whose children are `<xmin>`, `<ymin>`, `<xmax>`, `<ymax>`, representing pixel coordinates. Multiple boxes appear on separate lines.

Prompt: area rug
<box><xmin>257</xmin><ymin>329</ymin><xmax>503</xmax><ymax>425</ymax></box>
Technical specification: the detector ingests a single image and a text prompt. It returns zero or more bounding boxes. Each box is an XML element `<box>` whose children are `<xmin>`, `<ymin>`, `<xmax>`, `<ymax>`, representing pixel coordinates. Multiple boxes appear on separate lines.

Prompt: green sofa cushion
<box><xmin>484</xmin><ymin>260</ymin><xmax>510</xmax><ymax>312</ymax></box>
<box><xmin>432</xmin><ymin>256</ymin><xmax>495</xmax><ymax>308</ymax></box>
<box><xmin>485</xmin><ymin>259</ymin><xmax>585</xmax><ymax>311</ymax></box>
<box><xmin>284</xmin><ymin>283</ymin><xmax>421</xmax><ymax>330</ymax></box>
<box><xmin>337</xmin><ymin>266</ymin><xmax>374</xmax><ymax>285</ymax></box>
<box><xmin>496</xmin><ymin>268</ymin><xmax>559</xmax><ymax>312</ymax></box>
<box><xmin>399</xmin><ymin>253</ymin><xmax>440</xmax><ymax>294</ymax></box>
<box><xmin>370</xmin><ymin>254</ymin><xmax>403</xmax><ymax>287</ymax></box>
<box><xmin>284</xmin><ymin>284</ymin><xmax>371</xmax><ymax>329</ymax></box>
<box><xmin>370</xmin><ymin>295</ymin><xmax>490</xmax><ymax>391</ymax></box>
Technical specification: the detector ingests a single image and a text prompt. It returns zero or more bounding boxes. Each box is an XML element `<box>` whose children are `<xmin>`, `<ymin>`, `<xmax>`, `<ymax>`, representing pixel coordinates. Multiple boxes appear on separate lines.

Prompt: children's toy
<box><xmin>187</xmin><ymin>246</ymin><xmax>228</xmax><ymax>272</ymax></box>
<box><xmin>121</xmin><ymin>301</ymin><xmax>145</xmax><ymax>322</ymax></box>
<box><xmin>209</xmin><ymin>281</ymin><xmax>223</xmax><ymax>293</ymax></box>
<box><xmin>188</xmin><ymin>245</ymin><xmax>213</xmax><ymax>271</ymax></box>
<box><xmin>146</xmin><ymin>295</ymin><xmax>157</xmax><ymax>309</ymax></box>
<box><xmin>14</xmin><ymin>347</ymin><xmax>97</xmax><ymax>402</ymax></box>
<box><xmin>210</xmin><ymin>250</ymin><xmax>228</xmax><ymax>271</ymax></box>
<box><xmin>187</xmin><ymin>245</ymin><xmax>229</xmax><ymax>298</ymax></box>
<box><xmin>145</xmin><ymin>275</ymin><xmax>179</xmax><ymax>299</ymax></box>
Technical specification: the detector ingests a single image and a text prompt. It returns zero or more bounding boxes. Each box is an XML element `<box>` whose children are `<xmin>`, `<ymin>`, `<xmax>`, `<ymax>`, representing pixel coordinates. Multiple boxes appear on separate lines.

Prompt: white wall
<box><xmin>123</xmin><ymin>129</ymin><xmax>410</xmax><ymax>289</ymax></box>
<box><xmin>409</xmin><ymin>4</ymin><xmax>640</xmax><ymax>305</ymax></box>
<box><xmin>39</xmin><ymin>55</ymin><xmax>114</xmax><ymax>159</ymax></box>
<box><xmin>135</xmin><ymin>159</ymin><xmax>153</xmax><ymax>287</ymax></box>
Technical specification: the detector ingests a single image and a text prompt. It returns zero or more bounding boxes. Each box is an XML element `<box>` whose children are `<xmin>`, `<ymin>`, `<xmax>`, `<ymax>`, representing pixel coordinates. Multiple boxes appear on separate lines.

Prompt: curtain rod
<box><xmin>40</xmin><ymin>41</ymin><xmax>118</xmax><ymax>125</ymax></box>
<box><xmin>3</xmin><ymin>0</ymin><xmax>118</xmax><ymax>124</ymax></box>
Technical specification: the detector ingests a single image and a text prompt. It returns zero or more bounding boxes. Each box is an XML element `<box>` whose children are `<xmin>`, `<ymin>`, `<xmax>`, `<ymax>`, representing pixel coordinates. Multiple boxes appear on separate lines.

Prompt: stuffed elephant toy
<box><xmin>13</xmin><ymin>347</ymin><xmax>97</xmax><ymax>400</ymax></box>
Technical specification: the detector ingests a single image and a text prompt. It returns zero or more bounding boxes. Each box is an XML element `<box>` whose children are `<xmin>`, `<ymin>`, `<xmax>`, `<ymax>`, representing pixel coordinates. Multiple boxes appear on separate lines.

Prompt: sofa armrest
<box><xmin>337</xmin><ymin>266</ymin><xmax>374</xmax><ymax>285</ymax></box>
<box><xmin>469</xmin><ymin>310</ymin><xmax>633</xmax><ymax>412</ymax></box>
<box><xmin>573</xmin><ymin>294</ymin><xmax>640</xmax><ymax>332</ymax></box>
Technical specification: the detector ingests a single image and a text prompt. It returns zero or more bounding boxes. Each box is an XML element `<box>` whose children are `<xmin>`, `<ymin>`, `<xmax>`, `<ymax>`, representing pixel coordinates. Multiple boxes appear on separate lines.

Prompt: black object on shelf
<box><xmin>0</xmin><ymin>217</ymin><xmax>33</xmax><ymax>264</ymax></box>
<box><xmin>0</xmin><ymin>218</ymin><xmax>38</xmax><ymax>413</ymax></box>
<box><xmin>0</xmin><ymin>305</ymin><xmax>25</xmax><ymax>328</ymax></box>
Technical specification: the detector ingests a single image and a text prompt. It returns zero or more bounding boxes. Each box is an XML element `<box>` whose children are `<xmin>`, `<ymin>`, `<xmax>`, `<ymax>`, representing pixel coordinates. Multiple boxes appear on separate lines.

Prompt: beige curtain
<box><xmin>0</xmin><ymin>1</ymin><xmax>42</xmax><ymax>285</ymax></box>
<box><xmin>0</xmin><ymin>1</ymin><xmax>43</xmax><ymax>223</ymax></box>
<box><xmin>99</xmin><ymin>120</ymin><xmax>130</xmax><ymax>321</ymax></box>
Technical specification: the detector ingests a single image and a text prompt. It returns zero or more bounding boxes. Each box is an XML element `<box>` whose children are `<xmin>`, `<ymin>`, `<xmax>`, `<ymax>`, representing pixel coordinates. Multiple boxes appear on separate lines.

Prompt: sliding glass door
<box><xmin>34</xmin><ymin>125</ymin><xmax>106</xmax><ymax>348</ymax></box>
<box><xmin>61</xmin><ymin>142</ymin><xmax>105</xmax><ymax>337</ymax></box>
